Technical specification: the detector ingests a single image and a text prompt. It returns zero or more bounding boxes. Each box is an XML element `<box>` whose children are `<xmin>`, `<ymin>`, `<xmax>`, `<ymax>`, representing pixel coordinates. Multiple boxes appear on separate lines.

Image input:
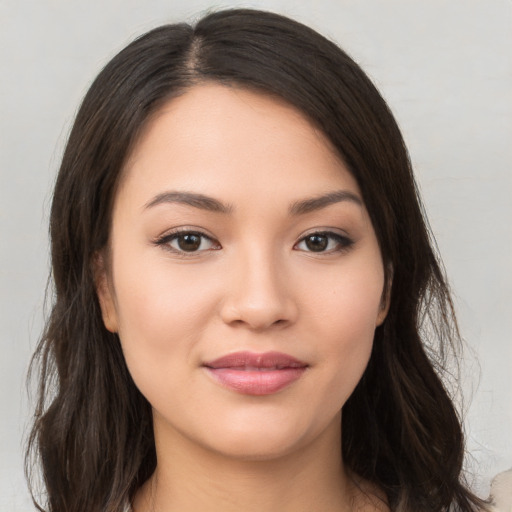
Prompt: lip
<box><xmin>203</xmin><ymin>351</ymin><xmax>308</xmax><ymax>396</ymax></box>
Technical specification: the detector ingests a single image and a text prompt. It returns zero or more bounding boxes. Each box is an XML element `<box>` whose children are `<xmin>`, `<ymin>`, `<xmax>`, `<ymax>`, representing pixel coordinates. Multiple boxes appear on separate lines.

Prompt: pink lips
<box><xmin>203</xmin><ymin>351</ymin><xmax>308</xmax><ymax>396</ymax></box>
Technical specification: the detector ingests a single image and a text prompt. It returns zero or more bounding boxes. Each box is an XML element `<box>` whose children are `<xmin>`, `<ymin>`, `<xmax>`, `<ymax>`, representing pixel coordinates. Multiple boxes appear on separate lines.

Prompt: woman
<box><xmin>26</xmin><ymin>8</ymin><xmax>490</xmax><ymax>512</ymax></box>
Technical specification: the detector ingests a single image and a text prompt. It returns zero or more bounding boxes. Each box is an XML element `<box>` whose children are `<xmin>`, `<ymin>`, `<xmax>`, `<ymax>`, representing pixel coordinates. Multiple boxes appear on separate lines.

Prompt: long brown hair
<box><xmin>26</xmin><ymin>8</ymin><xmax>488</xmax><ymax>512</ymax></box>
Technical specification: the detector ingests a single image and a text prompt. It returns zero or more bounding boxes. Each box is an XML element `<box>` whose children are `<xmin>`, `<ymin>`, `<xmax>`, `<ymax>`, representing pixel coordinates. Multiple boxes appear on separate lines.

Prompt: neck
<box><xmin>134</xmin><ymin>414</ymin><xmax>358</xmax><ymax>512</ymax></box>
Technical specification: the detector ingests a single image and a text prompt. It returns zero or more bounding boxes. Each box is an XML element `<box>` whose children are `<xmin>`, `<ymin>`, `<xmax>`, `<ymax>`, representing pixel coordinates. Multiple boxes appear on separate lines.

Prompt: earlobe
<box><xmin>92</xmin><ymin>251</ymin><xmax>119</xmax><ymax>333</ymax></box>
<box><xmin>376</xmin><ymin>266</ymin><xmax>393</xmax><ymax>327</ymax></box>
<box><xmin>376</xmin><ymin>300</ymin><xmax>389</xmax><ymax>327</ymax></box>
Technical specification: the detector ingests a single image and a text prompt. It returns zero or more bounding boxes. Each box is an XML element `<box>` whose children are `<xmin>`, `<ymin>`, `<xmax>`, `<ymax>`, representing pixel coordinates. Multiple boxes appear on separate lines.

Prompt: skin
<box><xmin>96</xmin><ymin>84</ymin><xmax>390</xmax><ymax>511</ymax></box>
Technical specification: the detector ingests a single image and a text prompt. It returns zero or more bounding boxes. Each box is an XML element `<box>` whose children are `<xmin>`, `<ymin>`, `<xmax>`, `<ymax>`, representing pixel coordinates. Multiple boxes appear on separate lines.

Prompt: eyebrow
<box><xmin>289</xmin><ymin>190</ymin><xmax>363</xmax><ymax>215</ymax></box>
<box><xmin>143</xmin><ymin>189</ymin><xmax>362</xmax><ymax>215</ymax></box>
<box><xmin>144</xmin><ymin>191</ymin><xmax>233</xmax><ymax>213</ymax></box>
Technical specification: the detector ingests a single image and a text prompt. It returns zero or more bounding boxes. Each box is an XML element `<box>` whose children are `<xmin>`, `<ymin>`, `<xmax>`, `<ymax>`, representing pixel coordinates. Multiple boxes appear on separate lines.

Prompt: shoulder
<box><xmin>487</xmin><ymin>469</ymin><xmax>512</xmax><ymax>512</ymax></box>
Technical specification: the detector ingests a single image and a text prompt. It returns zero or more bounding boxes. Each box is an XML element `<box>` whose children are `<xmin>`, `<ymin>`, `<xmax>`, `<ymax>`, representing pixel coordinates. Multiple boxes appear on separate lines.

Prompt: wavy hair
<box><xmin>26</xmin><ymin>8</ymin><xmax>488</xmax><ymax>512</ymax></box>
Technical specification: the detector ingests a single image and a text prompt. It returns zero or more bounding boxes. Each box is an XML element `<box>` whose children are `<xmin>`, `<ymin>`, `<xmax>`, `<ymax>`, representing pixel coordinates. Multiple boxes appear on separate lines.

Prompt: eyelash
<box><xmin>153</xmin><ymin>229</ymin><xmax>354</xmax><ymax>256</ymax></box>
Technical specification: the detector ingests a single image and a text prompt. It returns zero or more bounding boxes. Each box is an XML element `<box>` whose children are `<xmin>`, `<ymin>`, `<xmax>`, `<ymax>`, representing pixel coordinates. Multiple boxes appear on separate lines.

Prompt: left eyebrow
<box><xmin>143</xmin><ymin>191</ymin><xmax>233</xmax><ymax>214</ymax></box>
<box><xmin>289</xmin><ymin>190</ymin><xmax>363</xmax><ymax>215</ymax></box>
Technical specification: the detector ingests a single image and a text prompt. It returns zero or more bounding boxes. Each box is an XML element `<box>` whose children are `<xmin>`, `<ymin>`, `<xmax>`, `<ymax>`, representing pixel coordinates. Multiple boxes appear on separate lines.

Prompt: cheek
<box><xmin>110</xmin><ymin>258</ymin><xmax>221</xmax><ymax>382</ymax></box>
<box><xmin>305</xmin><ymin>257</ymin><xmax>384</xmax><ymax>339</ymax></box>
<box><xmin>304</xmin><ymin>259</ymin><xmax>384</xmax><ymax>402</ymax></box>
<box><xmin>114</xmin><ymin>253</ymin><xmax>216</xmax><ymax>328</ymax></box>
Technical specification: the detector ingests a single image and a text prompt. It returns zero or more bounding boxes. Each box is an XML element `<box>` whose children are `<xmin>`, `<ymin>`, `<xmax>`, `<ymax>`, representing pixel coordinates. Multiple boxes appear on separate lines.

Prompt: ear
<box><xmin>376</xmin><ymin>265</ymin><xmax>393</xmax><ymax>327</ymax></box>
<box><xmin>92</xmin><ymin>251</ymin><xmax>119</xmax><ymax>333</ymax></box>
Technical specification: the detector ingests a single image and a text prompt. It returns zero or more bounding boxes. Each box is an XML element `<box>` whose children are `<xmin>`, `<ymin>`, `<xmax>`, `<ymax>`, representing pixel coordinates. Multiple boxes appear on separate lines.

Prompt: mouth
<box><xmin>203</xmin><ymin>351</ymin><xmax>308</xmax><ymax>396</ymax></box>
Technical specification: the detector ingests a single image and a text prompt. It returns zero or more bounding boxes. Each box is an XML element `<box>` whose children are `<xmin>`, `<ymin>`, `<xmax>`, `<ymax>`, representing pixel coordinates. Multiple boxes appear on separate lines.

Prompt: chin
<box><xmin>205</xmin><ymin>428</ymin><xmax>305</xmax><ymax>462</ymax></box>
<box><xmin>195</xmin><ymin>409</ymin><xmax>334</xmax><ymax>463</ymax></box>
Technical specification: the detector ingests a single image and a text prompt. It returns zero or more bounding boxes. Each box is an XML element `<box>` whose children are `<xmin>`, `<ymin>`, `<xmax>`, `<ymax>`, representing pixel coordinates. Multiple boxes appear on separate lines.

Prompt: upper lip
<box><xmin>203</xmin><ymin>351</ymin><xmax>308</xmax><ymax>370</ymax></box>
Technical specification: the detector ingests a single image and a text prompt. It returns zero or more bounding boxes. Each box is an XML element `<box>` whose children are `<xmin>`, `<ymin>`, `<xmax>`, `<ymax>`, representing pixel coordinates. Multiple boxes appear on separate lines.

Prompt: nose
<box><xmin>219</xmin><ymin>249</ymin><xmax>298</xmax><ymax>331</ymax></box>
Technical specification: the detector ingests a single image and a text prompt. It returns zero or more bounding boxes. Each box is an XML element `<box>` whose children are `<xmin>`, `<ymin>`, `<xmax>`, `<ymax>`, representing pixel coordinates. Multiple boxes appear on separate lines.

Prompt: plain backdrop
<box><xmin>1</xmin><ymin>1</ymin><xmax>510</xmax><ymax>509</ymax></box>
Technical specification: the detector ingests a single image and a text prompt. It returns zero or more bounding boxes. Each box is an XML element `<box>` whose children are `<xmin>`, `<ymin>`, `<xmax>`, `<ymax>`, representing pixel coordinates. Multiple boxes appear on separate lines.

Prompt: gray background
<box><xmin>1</xmin><ymin>1</ymin><xmax>510</xmax><ymax>509</ymax></box>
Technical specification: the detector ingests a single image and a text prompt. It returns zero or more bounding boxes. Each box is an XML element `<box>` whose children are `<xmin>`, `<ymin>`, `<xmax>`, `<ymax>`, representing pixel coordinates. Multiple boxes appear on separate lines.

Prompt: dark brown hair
<box><xmin>26</xmin><ymin>8</ymin><xmax>488</xmax><ymax>512</ymax></box>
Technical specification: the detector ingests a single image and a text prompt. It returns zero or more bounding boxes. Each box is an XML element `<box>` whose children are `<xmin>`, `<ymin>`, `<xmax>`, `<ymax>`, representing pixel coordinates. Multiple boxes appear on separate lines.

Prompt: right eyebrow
<box><xmin>289</xmin><ymin>190</ymin><xmax>363</xmax><ymax>215</ymax></box>
<box><xmin>143</xmin><ymin>191</ymin><xmax>233</xmax><ymax>214</ymax></box>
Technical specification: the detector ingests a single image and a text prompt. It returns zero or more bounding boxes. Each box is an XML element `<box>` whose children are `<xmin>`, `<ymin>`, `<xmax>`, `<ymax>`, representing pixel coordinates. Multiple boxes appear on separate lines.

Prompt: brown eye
<box><xmin>295</xmin><ymin>231</ymin><xmax>354</xmax><ymax>254</ymax></box>
<box><xmin>304</xmin><ymin>234</ymin><xmax>328</xmax><ymax>252</ymax></box>
<box><xmin>176</xmin><ymin>233</ymin><xmax>202</xmax><ymax>252</ymax></box>
<box><xmin>156</xmin><ymin>230</ymin><xmax>220</xmax><ymax>254</ymax></box>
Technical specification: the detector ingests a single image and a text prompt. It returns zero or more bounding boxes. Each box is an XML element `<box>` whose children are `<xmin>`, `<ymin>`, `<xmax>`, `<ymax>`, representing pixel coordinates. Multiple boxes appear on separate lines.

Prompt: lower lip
<box><xmin>205</xmin><ymin>367</ymin><xmax>307</xmax><ymax>396</ymax></box>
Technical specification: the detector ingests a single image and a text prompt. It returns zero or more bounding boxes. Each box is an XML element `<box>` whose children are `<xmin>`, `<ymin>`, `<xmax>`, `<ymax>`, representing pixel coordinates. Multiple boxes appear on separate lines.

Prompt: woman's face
<box><xmin>97</xmin><ymin>84</ymin><xmax>388</xmax><ymax>460</ymax></box>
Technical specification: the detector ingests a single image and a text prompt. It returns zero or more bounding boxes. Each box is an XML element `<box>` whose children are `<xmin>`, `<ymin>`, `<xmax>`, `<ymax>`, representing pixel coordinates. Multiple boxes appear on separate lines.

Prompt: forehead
<box><xmin>117</xmin><ymin>83</ymin><xmax>360</xmax><ymax>208</ymax></box>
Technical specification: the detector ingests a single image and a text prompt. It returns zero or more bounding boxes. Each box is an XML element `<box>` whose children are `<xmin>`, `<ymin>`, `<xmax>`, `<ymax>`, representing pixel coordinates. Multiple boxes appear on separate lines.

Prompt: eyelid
<box><xmin>152</xmin><ymin>226</ymin><xmax>354</xmax><ymax>256</ymax></box>
<box><xmin>153</xmin><ymin>226</ymin><xmax>221</xmax><ymax>255</ymax></box>
<box><xmin>294</xmin><ymin>229</ymin><xmax>354</xmax><ymax>253</ymax></box>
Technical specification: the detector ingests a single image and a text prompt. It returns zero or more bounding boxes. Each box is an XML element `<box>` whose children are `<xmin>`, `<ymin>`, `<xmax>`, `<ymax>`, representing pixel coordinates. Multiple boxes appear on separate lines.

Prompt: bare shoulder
<box><xmin>487</xmin><ymin>469</ymin><xmax>512</xmax><ymax>512</ymax></box>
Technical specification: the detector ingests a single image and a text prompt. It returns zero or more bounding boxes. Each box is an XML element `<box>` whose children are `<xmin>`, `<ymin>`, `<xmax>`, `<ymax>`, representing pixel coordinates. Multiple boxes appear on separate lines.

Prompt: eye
<box><xmin>155</xmin><ymin>230</ymin><xmax>220</xmax><ymax>254</ymax></box>
<box><xmin>294</xmin><ymin>231</ymin><xmax>353</xmax><ymax>253</ymax></box>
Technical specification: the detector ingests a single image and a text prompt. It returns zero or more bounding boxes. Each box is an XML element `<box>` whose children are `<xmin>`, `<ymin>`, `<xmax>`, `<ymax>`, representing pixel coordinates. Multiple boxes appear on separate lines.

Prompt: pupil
<box><xmin>178</xmin><ymin>234</ymin><xmax>201</xmax><ymax>251</ymax></box>
<box><xmin>306</xmin><ymin>234</ymin><xmax>328</xmax><ymax>252</ymax></box>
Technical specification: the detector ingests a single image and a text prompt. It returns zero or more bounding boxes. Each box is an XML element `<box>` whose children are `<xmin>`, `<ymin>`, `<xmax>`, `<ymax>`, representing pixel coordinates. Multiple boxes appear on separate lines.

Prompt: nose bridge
<box><xmin>220</xmin><ymin>241</ymin><xmax>296</xmax><ymax>329</ymax></box>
